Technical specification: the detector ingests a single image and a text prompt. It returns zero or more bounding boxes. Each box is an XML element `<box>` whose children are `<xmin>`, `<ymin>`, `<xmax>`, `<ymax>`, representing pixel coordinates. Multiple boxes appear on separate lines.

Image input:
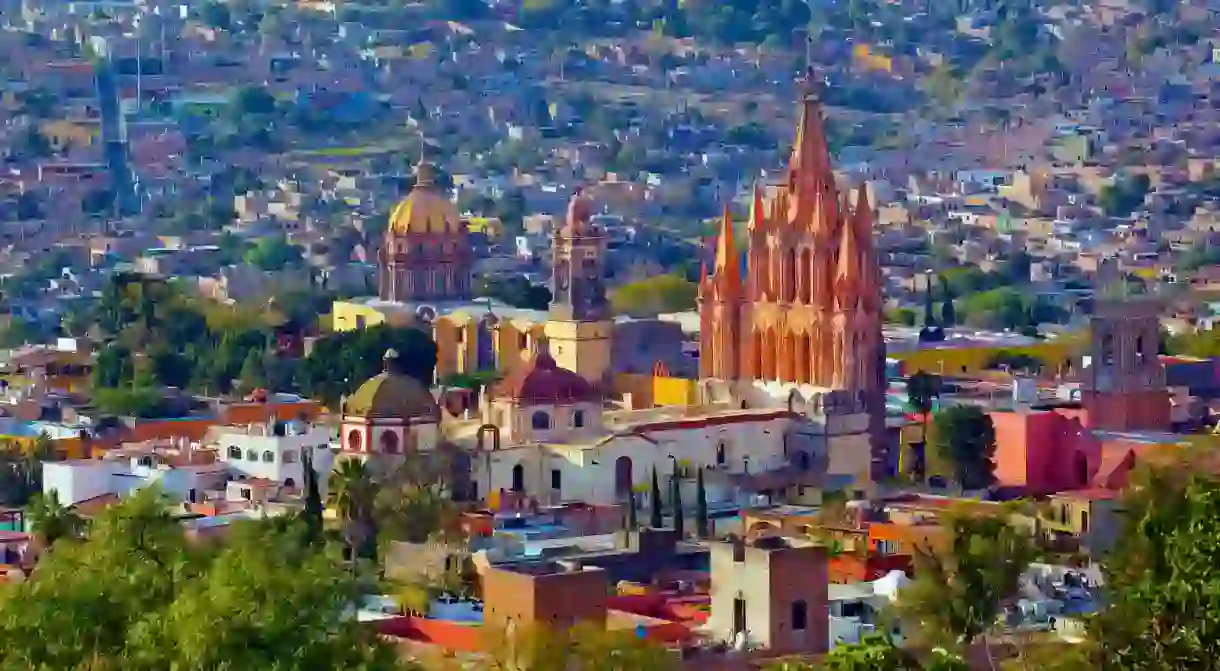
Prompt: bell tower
<box><xmin>545</xmin><ymin>189</ymin><xmax>612</xmax><ymax>383</ymax></box>
<box><xmin>1081</xmin><ymin>298</ymin><xmax>1169</xmax><ymax>431</ymax></box>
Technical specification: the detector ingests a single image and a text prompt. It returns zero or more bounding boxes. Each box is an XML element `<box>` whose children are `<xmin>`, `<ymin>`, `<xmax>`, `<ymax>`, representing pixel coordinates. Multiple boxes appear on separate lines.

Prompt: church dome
<box><xmin>493</xmin><ymin>348</ymin><xmax>600</xmax><ymax>406</ymax></box>
<box><xmin>387</xmin><ymin>162</ymin><xmax>463</xmax><ymax>235</ymax></box>
<box><xmin>343</xmin><ymin>350</ymin><xmax>440</xmax><ymax>420</ymax></box>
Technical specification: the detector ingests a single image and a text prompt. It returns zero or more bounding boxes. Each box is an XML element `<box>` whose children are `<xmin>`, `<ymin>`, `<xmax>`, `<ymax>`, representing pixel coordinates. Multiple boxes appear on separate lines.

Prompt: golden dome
<box><xmin>387</xmin><ymin>161</ymin><xmax>463</xmax><ymax>235</ymax></box>
<box><xmin>342</xmin><ymin>350</ymin><xmax>440</xmax><ymax>420</ymax></box>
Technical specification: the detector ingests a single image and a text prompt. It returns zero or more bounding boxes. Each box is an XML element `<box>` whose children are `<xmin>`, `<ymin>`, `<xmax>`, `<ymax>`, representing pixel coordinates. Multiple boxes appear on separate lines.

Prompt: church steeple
<box><xmin>550</xmin><ymin>189</ymin><xmax>607</xmax><ymax>322</ymax></box>
<box><xmin>712</xmin><ymin>204</ymin><xmax>741</xmax><ymax>299</ymax></box>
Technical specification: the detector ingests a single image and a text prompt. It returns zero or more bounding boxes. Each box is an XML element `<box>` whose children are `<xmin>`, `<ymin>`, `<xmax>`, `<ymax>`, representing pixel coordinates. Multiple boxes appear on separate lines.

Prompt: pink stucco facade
<box><xmin>991</xmin><ymin>408</ymin><xmax>1099</xmax><ymax>493</ymax></box>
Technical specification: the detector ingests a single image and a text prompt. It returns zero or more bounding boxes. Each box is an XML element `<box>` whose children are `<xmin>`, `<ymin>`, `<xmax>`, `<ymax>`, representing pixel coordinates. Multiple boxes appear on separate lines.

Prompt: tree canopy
<box><xmin>299</xmin><ymin>323</ymin><xmax>437</xmax><ymax>410</ymax></box>
<box><xmin>610</xmin><ymin>274</ymin><xmax>697</xmax><ymax>317</ymax></box>
<box><xmin>0</xmin><ymin>487</ymin><xmax>404</xmax><ymax>670</ymax></box>
<box><xmin>1087</xmin><ymin>456</ymin><xmax>1220</xmax><ymax>669</ymax></box>
<box><xmin>927</xmin><ymin>405</ymin><xmax>996</xmax><ymax>491</ymax></box>
<box><xmin>894</xmin><ymin>510</ymin><xmax>1034</xmax><ymax>669</ymax></box>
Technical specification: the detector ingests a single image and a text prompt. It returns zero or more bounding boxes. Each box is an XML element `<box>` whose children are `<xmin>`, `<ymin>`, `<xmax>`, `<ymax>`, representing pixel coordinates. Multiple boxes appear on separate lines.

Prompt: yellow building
<box><xmin>331</xmin><ymin>298</ymin><xmax>549</xmax><ymax>380</ymax></box>
<box><xmin>887</xmin><ymin>336</ymin><xmax>1080</xmax><ymax>378</ymax></box>
<box><xmin>39</xmin><ymin>120</ymin><xmax>98</xmax><ymax>152</ymax></box>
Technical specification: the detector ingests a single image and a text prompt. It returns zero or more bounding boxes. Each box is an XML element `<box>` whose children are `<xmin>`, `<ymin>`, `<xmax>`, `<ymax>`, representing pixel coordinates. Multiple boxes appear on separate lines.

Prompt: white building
<box><xmin>435</xmin><ymin>350</ymin><xmax>822</xmax><ymax>507</ymax></box>
<box><xmin>214</xmin><ymin>420</ymin><xmax>336</xmax><ymax>490</ymax></box>
<box><xmin>43</xmin><ymin>422</ymin><xmax>336</xmax><ymax>509</ymax></box>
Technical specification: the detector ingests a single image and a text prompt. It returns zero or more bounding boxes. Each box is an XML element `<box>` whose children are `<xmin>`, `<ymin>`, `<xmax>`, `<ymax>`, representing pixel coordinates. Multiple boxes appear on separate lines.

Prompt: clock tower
<box><xmin>545</xmin><ymin>189</ymin><xmax>612</xmax><ymax>383</ymax></box>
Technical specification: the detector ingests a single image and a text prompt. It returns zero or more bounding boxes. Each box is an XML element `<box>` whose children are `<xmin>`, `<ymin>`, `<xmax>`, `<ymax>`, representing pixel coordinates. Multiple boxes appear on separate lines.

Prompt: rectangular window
<box><xmin>551</xmin><ymin>469</ymin><xmax>561</xmax><ymax>491</ymax></box>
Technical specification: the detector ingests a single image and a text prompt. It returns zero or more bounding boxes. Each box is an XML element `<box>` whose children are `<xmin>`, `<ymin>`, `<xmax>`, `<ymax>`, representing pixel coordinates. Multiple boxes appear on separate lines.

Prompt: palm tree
<box><xmin>328</xmin><ymin>459</ymin><xmax>377</xmax><ymax>568</ymax></box>
<box><xmin>905</xmin><ymin>371</ymin><xmax>942</xmax><ymax>482</ymax></box>
<box><xmin>25</xmin><ymin>490</ymin><xmax>81</xmax><ymax>549</ymax></box>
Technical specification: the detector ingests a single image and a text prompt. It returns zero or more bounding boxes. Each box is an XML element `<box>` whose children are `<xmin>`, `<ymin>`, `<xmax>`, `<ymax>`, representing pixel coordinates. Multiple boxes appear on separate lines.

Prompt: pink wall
<box><xmin>991</xmin><ymin>409</ymin><xmax>1099</xmax><ymax>493</ymax></box>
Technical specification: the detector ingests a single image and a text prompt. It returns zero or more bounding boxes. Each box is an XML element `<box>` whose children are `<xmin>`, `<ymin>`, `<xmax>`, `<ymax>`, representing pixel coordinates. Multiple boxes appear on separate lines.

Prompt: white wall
<box><xmin>43</xmin><ymin>461</ymin><xmax>114</xmax><ymax>506</ymax></box>
<box><xmin>476</xmin><ymin>416</ymin><xmax>793</xmax><ymax>506</ymax></box>
<box><xmin>217</xmin><ymin>426</ymin><xmax>334</xmax><ymax>488</ymax></box>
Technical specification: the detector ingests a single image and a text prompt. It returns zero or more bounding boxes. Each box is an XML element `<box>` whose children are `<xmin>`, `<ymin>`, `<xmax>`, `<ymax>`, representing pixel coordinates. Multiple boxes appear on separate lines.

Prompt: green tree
<box><xmin>92</xmin><ymin>387</ymin><xmax>178</xmax><ymax>419</ymax></box>
<box><xmin>475</xmin><ymin>275</ymin><xmax>551</xmax><ymax>311</ymax></box>
<box><xmin>329</xmin><ymin>459</ymin><xmax>378</xmax><ymax>568</ymax></box>
<box><xmin>904</xmin><ymin>372</ymin><xmax>941</xmax><ymax>480</ymax></box>
<box><xmin>649</xmin><ymin>468</ymin><xmax>663</xmax><ymax>529</ymax></box>
<box><xmin>887</xmin><ymin>307</ymin><xmax>918</xmax><ymax>326</ymax></box>
<box><xmin>232</xmin><ymin>85</ymin><xmax>276</xmax><ymax>116</ymax></box>
<box><xmin>927</xmin><ymin>405</ymin><xmax>996</xmax><ymax>490</ymax></box>
<box><xmin>376</xmin><ymin>458</ymin><xmax>459</xmax><ymax>546</ymax></box>
<box><xmin>0</xmin><ymin>434</ymin><xmax>56</xmax><ymax>507</ymax></box>
<box><xmin>694</xmin><ymin>466</ymin><xmax>709</xmax><ymax>539</ymax></box>
<box><xmin>671</xmin><ymin>465</ymin><xmax>684</xmax><ymax>538</ymax></box>
<box><xmin>244</xmin><ymin>235</ymin><xmax>303</xmax><ymax>271</ymax></box>
<box><xmin>299</xmin><ymin>324</ymin><xmax>437</xmax><ymax>410</ymax></box>
<box><xmin>199</xmin><ymin>0</ymin><xmax>232</xmax><ymax>30</ymax></box>
<box><xmin>24</xmin><ymin>490</ymin><xmax>81</xmax><ymax>549</ymax></box>
<box><xmin>610</xmin><ymin>274</ymin><xmax>698</xmax><ymax>317</ymax></box>
<box><xmin>300</xmin><ymin>447</ymin><xmax>324</xmax><ymax>548</ymax></box>
<box><xmin>895</xmin><ymin>511</ymin><xmax>1035</xmax><ymax>668</ymax></box>
<box><xmin>1087</xmin><ymin>457</ymin><xmax>1220</xmax><ymax>669</ymax></box>
<box><xmin>238</xmin><ymin>348</ymin><xmax>268</xmax><ymax>391</ymax></box>
<box><xmin>0</xmin><ymin>487</ymin><xmax>403</xmax><ymax>670</ymax></box>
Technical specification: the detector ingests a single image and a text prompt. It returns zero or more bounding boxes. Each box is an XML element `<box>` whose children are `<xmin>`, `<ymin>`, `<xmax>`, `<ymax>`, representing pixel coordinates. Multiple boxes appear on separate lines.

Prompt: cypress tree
<box><xmin>940</xmin><ymin>275</ymin><xmax>956</xmax><ymax>327</ymax></box>
<box><xmin>695</xmin><ymin>466</ymin><xmax>710</xmax><ymax>539</ymax></box>
<box><xmin>922</xmin><ymin>272</ymin><xmax>938</xmax><ymax>329</ymax></box>
<box><xmin>300</xmin><ymin>448</ymin><xmax>324</xmax><ymax>547</ymax></box>
<box><xmin>627</xmin><ymin>490</ymin><xmax>638</xmax><ymax>529</ymax></box>
<box><xmin>671</xmin><ymin>465</ymin><xmax>685</xmax><ymax>538</ymax></box>
<box><xmin>649</xmin><ymin>468</ymin><xmax>663</xmax><ymax>529</ymax></box>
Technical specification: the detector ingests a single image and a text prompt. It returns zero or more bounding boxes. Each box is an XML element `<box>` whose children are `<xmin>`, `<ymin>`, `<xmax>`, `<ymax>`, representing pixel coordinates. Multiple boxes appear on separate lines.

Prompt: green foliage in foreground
<box><xmin>0</xmin><ymin>488</ymin><xmax>406</xmax><ymax>671</ymax></box>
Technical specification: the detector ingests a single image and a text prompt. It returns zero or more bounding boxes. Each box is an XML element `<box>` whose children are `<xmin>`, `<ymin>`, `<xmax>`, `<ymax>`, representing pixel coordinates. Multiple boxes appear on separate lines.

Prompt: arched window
<box><xmin>246</xmin><ymin>450</ymin><xmax>258</xmax><ymax>462</ymax></box>
<box><xmin>531</xmin><ymin>411</ymin><xmax>551</xmax><ymax>430</ymax></box>
<box><xmin>262</xmin><ymin>451</ymin><xmax>274</xmax><ymax>463</ymax></box>
<box><xmin>791</xmin><ymin>600</ymin><xmax>808</xmax><ymax>631</ymax></box>
<box><xmin>347</xmin><ymin>430</ymin><xmax>363</xmax><ymax>453</ymax></box>
<box><xmin>573</xmin><ymin>410</ymin><xmax>585</xmax><ymax>428</ymax></box>
<box><xmin>717</xmin><ymin>442</ymin><xmax>727</xmax><ymax>467</ymax></box>
<box><xmin>381</xmin><ymin>431</ymin><xmax>400</xmax><ymax>454</ymax></box>
<box><xmin>511</xmin><ymin>463</ymin><xmax>525</xmax><ymax>493</ymax></box>
<box><xmin>284</xmin><ymin>478</ymin><xmax>296</xmax><ymax>488</ymax></box>
<box><xmin>228</xmin><ymin>446</ymin><xmax>242</xmax><ymax>459</ymax></box>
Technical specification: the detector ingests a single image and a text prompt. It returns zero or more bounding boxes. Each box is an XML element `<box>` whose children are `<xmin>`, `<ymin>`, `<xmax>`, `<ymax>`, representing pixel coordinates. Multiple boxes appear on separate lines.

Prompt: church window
<box><xmin>791</xmin><ymin>600</ymin><xmax>808</xmax><ymax>631</ymax></box>
<box><xmin>573</xmin><ymin>410</ymin><xmax>585</xmax><ymax>428</ymax></box>
<box><xmin>262</xmin><ymin>451</ymin><xmax>275</xmax><ymax>463</ymax></box>
<box><xmin>246</xmin><ymin>450</ymin><xmax>258</xmax><ymax>462</ymax></box>
<box><xmin>347</xmin><ymin>430</ymin><xmax>363</xmax><ymax>453</ymax></box>
<box><xmin>551</xmin><ymin>469</ymin><xmax>562</xmax><ymax>491</ymax></box>
<box><xmin>717</xmin><ymin>442</ymin><xmax>727</xmax><ymax>466</ymax></box>
<box><xmin>381</xmin><ymin>431</ymin><xmax>400</xmax><ymax>454</ymax></box>
<box><xmin>532</xmin><ymin>411</ymin><xmax>551</xmax><ymax>430</ymax></box>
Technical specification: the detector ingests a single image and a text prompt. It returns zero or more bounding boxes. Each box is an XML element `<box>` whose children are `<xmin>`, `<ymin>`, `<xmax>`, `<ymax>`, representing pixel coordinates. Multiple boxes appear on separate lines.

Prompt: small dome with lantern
<box><xmin>342</xmin><ymin>349</ymin><xmax>440</xmax><ymax>421</ymax></box>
